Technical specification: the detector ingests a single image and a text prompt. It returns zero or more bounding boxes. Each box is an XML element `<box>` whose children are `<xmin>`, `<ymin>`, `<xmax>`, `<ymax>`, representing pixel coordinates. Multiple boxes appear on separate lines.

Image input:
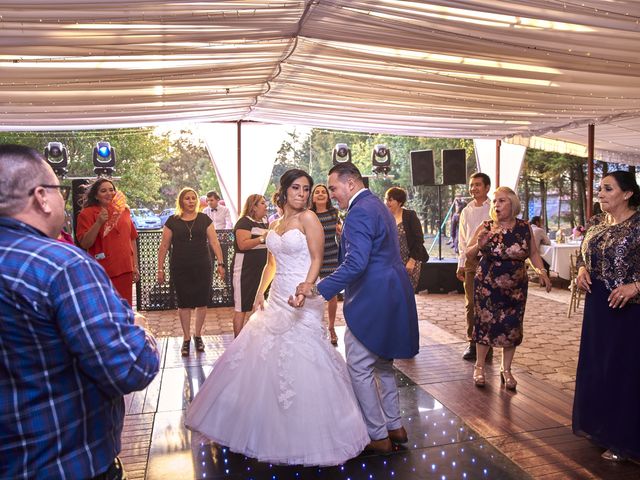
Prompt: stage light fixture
<box><xmin>44</xmin><ymin>141</ymin><xmax>68</xmax><ymax>177</ymax></box>
<box><xmin>371</xmin><ymin>144</ymin><xmax>391</xmax><ymax>175</ymax></box>
<box><xmin>92</xmin><ymin>141</ymin><xmax>116</xmax><ymax>176</ymax></box>
<box><xmin>332</xmin><ymin>143</ymin><xmax>352</xmax><ymax>165</ymax></box>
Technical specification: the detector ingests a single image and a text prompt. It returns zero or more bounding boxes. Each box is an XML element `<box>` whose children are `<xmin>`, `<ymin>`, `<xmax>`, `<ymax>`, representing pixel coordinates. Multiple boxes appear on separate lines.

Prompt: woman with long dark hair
<box><xmin>311</xmin><ymin>183</ymin><xmax>342</xmax><ymax>345</ymax></box>
<box><xmin>76</xmin><ymin>178</ymin><xmax>139</xmax><ymax>306</ymax></box>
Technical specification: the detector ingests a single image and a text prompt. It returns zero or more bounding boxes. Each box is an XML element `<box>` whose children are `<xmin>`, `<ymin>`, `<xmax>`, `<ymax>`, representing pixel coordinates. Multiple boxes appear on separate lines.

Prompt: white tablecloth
<box><xmin>540</xmin><ymin>242</ymin><xmax>581</xmax><ymax>280</ymax></box>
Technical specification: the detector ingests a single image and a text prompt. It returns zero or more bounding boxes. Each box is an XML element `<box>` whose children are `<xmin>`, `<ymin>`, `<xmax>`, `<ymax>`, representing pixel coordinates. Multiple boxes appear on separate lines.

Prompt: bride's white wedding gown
<box><xmin>185</xmin><ymin>228</ymin><xmax>369</xmax><ymax>466</ymax></box>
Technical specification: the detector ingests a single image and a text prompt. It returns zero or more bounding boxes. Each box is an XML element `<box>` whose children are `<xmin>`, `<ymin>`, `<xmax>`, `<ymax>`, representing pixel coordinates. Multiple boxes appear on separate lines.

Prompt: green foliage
<box><xmin>0</xmin><ymin>129</ymin><xmax>168</xmax><ymax>208</ymax></box>
<box><xmin>270</xmin><ymin>128</ymin><xmax>472</xmax><ymax>234</ymax></box>
<box><xmin>269</xmin><ymin>129</ymin><xmax>310</xmax><ymax>200</ymax></box>
<box><xmin>521</xmin><ymin>148</ymin><xmax>589</xmax><ymax>227</ymax></box>
<box><xmin>0</xmin><ymin>128</ymin><xmax>222</xmax><ymax>211</ymax></box>
<box><xmin>159</xmin><ymin>130</ymin><xmax>219</xmax><ymax>205</ymax></box>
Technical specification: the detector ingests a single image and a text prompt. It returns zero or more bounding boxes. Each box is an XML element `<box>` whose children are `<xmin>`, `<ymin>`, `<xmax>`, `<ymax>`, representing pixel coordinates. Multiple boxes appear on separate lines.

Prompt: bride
<box><xmin>185</xmin><ymin>169</ymin><xmax>369</xmax><ymax>466</ymax></box>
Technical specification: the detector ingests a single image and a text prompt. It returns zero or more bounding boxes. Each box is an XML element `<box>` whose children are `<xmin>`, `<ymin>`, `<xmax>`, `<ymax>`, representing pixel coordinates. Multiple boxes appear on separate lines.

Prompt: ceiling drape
<box><xmin>1</xmin><ymin>1</ymin><xmax>640</xmax><ymax>164</ymax></box>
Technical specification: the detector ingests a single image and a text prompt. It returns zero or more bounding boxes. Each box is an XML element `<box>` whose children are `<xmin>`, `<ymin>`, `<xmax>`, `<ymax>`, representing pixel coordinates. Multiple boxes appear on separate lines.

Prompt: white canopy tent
<box><xmin>1</xmin><ymin>1</ymin><xmax>639</xmax><ymax>169</ymax></box>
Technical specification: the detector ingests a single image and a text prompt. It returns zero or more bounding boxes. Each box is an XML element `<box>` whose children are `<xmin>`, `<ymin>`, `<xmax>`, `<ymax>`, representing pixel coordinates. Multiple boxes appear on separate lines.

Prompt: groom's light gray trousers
<box><xmin>344</xmin><ymin>328</ymin><xmax>402</xmax><ymax>440</ymax></box>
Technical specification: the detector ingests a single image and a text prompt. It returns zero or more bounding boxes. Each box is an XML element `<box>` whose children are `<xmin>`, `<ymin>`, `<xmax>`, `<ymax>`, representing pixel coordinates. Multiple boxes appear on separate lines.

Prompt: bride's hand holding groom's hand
<box><xmin>288</xmin><ymin>282</ymin><xmax>315</xmax><ymax>308</ymax></box>
<box><xmin>296</xmin><ymin>282</ymin><xmax>313</xmax><ymax>297</ymax></box>
<box><xmin>288</xmin><ymin>293</ymin><xmax>306</xmax><ymax>308</ymax></box>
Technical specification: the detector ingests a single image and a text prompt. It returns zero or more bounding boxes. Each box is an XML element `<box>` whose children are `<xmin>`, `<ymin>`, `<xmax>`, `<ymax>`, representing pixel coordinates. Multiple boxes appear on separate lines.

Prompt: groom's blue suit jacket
<box><xmin>318</xmin><ymin>190</ymin><xmax>419</xmax><ymax>359</ymax></box>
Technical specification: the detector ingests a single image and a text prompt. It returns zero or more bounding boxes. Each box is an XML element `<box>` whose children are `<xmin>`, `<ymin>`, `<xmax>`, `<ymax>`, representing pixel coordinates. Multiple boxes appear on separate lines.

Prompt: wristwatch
<box><xmin>259</xmin><ymin>235</ymin><xmax>265</xmax><ymax>244</ymax></box>
<box><xmin>311</xmin><ymin>284</ymin><xmax>319</xmax><ymax>296</ymax></box>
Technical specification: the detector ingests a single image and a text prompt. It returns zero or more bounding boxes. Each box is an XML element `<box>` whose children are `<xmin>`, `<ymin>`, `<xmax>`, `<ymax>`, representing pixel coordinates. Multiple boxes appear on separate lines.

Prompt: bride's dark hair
<box><xmin>276</xmin><ymin>169</ymin><xmax>314</xmax><ymax>209</ymax></box>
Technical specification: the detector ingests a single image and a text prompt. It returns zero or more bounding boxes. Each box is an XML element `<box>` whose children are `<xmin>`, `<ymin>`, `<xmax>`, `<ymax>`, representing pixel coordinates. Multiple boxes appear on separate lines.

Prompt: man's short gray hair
<box><xmin>0</xmin><ymin>144</ymin><xmax>51</xmax><ymax>216</ymax></box>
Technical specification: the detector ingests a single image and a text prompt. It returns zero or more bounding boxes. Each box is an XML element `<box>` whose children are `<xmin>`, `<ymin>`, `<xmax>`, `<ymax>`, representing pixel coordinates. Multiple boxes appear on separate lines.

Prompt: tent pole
<box><xmin>587</xmin><ymin>124</ymin><xmax>594</xmax><ymax>219</ymax></box>
<box><xmin>495</xmin><ymin>139</ymin><xmax>501</xmax><ymax>188</ymax></box>
<box><xmin>237</xmin><ymin>121</ymin><xmax>242</xmax><ymax>216</ymax></box>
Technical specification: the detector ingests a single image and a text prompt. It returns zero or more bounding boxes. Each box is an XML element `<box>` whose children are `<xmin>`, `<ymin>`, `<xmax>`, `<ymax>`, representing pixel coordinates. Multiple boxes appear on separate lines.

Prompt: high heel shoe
<box><xmin>473</xmin><ymin>365</ymin><xmax>485</xmax><ymax>387</ymax></box>
<box><xmin>500</xmin><ymin>369</ymin><xmax>517</xmax><ymax>390</ymax></box>
<box><xmin>329</xmin><ymin>327</ymin><xmax>338</xmax><ymax>346</ymax></box>
<box><xmin>601</xmin><ymin>449</ymin><xmax>626</xmax><ymax>462</ymax></box>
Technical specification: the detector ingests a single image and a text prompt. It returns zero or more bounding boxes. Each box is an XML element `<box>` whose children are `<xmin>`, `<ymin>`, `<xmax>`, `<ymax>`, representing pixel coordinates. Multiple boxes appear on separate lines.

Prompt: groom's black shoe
<box><xmin>388</xmin><ymin>426</ymin><xmax>408</xmax><ymax>444</ymax></box>
<box><xmin>364</xmin><ymin>437</ymin><xmax>393</xmax><ymax>454</ymax></box>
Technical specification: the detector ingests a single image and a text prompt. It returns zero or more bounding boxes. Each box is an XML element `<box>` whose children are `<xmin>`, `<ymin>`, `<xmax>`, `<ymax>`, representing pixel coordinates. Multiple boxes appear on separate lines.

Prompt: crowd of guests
<box><xmin>2</xmin><ymin>139</ymin><xmax>639</xmax><ymax>478</ymax></box>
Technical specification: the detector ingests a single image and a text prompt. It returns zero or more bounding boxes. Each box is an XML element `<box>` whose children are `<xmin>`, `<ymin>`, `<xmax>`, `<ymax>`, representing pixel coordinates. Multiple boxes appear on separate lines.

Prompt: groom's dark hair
<box><xmin>328</xmin><ymin>162</ymin><xmax>363</xmax><ymax>183</ymax></box>
<box><xmin>277</xmin><ymin>169</ymin><xmax>314</xmax><ymax>209</ymax></box>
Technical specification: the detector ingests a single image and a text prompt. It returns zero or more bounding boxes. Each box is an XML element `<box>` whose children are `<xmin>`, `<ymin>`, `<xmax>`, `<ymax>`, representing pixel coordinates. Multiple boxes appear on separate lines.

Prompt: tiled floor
<box><xmin>127</xmin><ymin>289</ymin><xmax>640</xmax><ymax>479</ymax></box>
<box><xmin>135</xmin><ymin>335</ymin><xmax>528</xmax><ymax>480</ymax></box>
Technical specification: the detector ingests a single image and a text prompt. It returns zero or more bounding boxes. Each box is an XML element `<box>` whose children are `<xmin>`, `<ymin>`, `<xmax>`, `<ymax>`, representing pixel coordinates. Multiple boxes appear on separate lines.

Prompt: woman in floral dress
<box><xmin>465</xmin><ymin>187</ymin><xmax>551</xmax><ymax>390</ymax></box>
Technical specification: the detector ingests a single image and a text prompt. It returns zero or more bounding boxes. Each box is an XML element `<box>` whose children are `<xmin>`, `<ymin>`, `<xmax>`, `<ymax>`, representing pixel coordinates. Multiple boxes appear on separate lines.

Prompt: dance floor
<box><xmin>122</xmin><ymin>309</ymin><xmax>640</xmax><ymax>479</ymax></box>
<box><xmin>125</xmin><ymin>335</ymin><xmax>525</xmax><ymax>480</ymax></box>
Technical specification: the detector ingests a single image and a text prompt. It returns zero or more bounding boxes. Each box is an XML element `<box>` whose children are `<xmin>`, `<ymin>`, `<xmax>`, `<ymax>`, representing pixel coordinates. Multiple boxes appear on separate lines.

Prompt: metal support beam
<box><xmin>587</xmin><ymin>124</ymin><xmax>594</xmax><ymax>219</ymax></box>
<box><xmin>236</xmin><ymin>121</ymin><xmax>242</xmax><ymax>216</ymax></box>
<box><xmin>495</xmin><ymin>139</ymin><xmax>501</xmax><ymax>187</ymax></box>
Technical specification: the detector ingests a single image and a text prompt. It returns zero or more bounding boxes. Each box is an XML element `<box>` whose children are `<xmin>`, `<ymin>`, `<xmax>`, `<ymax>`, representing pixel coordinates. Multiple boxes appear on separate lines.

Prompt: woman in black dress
<box><xmin>573</xmin><ymin>171</ymin><xmax>640</xmax><ymax>463</ymax></box>
<box><xmin>157</xmin><ymin>187</ymin><xmax>225</xmax><ymax>356</ymax></box>
<box><xmin>232</xmin><ymin>194</ymin><xmax>269</xmax><ymax>337</ymax></box>
<box><xmin>311</xmin><ymin>184</ymin><xmax>341</xmax><ymax>345</ymax></box>
<box><xmin>384</xmin><ymin>187</ymin><xmax>428</xmax><ymax>291</ymax></box>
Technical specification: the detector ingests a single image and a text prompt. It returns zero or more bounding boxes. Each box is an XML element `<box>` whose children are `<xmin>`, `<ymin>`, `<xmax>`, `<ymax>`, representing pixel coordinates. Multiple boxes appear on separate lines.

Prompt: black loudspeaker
<box><xmin>71</xmin><ymin>179</ymin><xmax>92</xmax><ymax>240</ymax></box>
<box><xmin>410</xmin><ymin>150</ymin><xmax>436</xmax><ymax>186</ymax></box>
<box><xmin>417</xmin><ymin>259</ymin><xmax>465</xmax><ymax>294</ymax></box>
<box><xmin>442</xmin><ymin>149</ymin><xmax>467</xmax><ymax>185</ymax></box>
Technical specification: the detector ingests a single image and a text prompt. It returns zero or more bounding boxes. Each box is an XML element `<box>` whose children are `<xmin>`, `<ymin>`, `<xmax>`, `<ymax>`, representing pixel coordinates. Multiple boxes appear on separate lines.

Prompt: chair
<box><xmin>567</xmin><ymin>252</ymin><xmax>584</xmax><ymax>318</ymax></box>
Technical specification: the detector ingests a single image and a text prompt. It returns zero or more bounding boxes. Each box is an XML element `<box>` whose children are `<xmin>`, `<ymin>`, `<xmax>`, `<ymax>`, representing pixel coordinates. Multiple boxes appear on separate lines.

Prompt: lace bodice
<box><xmin>266</xmin><ymin>228</ymin><xmax>313</xmax><ymax>288</ymax></box>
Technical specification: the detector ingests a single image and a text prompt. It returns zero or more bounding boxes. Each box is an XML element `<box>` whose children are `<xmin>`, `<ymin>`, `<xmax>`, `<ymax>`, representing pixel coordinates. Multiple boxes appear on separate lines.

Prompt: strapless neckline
<box><xmin>269</xmin><ymin>228</ymin><xmax>305</xmax><ymax>239</ymax></box>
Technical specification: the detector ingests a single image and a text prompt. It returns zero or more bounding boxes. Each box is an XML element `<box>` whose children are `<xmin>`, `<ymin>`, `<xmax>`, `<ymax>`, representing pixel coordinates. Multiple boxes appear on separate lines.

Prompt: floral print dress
<box><xmin>473</xmin><ymin>218</ymin><xmax>530</xmax><ymax>347</ymax></box>
<box><xmin>397</xmin><ymin>222</ymin><xmax>421</xmax><ymax>290</ymax></box>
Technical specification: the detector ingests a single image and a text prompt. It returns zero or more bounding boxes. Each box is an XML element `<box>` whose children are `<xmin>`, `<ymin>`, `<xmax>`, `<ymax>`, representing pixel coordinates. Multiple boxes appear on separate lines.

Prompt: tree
<box><xmin>0</xmin><ymin>129</ymin><xmax>168</xmax><ymax>207</ymax></box>
<box><xmin>269</xmin><ymin>129</ymin><xmax>309</xmax><ymax>200</ymax></box>
<box><xmin>271</xmin><ymin>128</ymin><xmax>472</xmax><ymax>240</ymax></box>
<box><xmin>159</xmin><ymin>130</ymin><xmax>218</xmax><ymax>206</ymax></box>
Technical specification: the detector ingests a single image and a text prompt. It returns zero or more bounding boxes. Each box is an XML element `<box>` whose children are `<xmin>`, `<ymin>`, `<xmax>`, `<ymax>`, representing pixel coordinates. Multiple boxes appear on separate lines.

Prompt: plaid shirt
<box><xmin>0</xmin><ymin>218</ymin><xmax>160</xmax><ymax>480</ymax></box>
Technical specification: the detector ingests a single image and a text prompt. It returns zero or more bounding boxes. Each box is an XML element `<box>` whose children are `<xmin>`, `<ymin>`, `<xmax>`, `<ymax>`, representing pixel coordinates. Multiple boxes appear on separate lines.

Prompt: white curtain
<box><xmin>3</xmin><ymin>2</ymin><xmax>640</xmax><ymax>164</ymax></box>
<box><xmin>473</xmin><ymin>139</ymin><xmax>526</xmax><ymax>198</ymax></box>
<box><xmin>197</xmin><ymin>122</ymin><xmax>290</xmax><ymax>223</ymax></box>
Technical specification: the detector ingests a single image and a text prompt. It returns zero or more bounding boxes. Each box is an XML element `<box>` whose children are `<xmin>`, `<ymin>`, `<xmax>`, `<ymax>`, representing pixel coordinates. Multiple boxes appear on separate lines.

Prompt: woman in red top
<box><xmin>76</xmin><ymin>178</ymin><xmax>139</xmax><ymax>306</ymax></box>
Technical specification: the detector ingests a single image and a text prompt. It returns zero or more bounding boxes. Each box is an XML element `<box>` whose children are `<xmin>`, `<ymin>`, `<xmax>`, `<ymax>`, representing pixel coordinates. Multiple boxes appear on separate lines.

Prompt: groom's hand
<box><xmin>296</xmin><ymin>282</ymin><xmax>314</xmax><ymax>298</ymax></box>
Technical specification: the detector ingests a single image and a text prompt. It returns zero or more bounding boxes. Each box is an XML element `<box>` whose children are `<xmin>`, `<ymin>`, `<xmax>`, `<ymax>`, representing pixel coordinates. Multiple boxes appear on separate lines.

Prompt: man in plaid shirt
<box><xmin>0</xmin><ymin>145</ymin><xmax>160</xmax><ymax>480</ymax></box>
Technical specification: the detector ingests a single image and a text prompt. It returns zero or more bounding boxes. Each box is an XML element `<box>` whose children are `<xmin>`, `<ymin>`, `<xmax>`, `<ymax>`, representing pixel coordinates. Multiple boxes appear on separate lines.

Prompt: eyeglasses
<box><xmin>28</xmin><ymin>184</ymin><xmax>71</xmax><ymax>201</ymax></box>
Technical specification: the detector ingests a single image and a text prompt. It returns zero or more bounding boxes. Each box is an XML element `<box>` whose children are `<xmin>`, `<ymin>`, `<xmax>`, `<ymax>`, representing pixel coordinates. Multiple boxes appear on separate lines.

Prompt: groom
<box><xmin>296</xmin><ymin>162</ymin><xmax>419</xmax><ymax>453</ymax></box>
